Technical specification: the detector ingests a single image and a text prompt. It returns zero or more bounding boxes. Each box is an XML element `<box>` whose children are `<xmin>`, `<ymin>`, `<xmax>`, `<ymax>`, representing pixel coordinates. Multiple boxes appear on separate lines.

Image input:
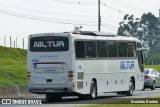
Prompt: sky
<box><xmin>0</xmin><ymin>0</ymin><xmax>160</xmax><ymax>49</ymax></box>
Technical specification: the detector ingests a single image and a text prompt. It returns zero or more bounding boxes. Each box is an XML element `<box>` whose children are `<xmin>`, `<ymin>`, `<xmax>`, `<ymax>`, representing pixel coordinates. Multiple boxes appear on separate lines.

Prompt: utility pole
<box><xmin>98</xmin><ymin>0</ymin><xmax>101</xmax><ymax>31</ymax></box>
<box><xmin>10</xmin><ymin>36</ymin><xmax>12</xmax><ymax>47</ymax></box>
<box><xmin>159</xmin><ymin>9</ymin><xmax>160</xmax><ymax>18</ymax></box>
<box><xmin>23</xmin><ymin>38</ymin><xmax>24</xmax><ymax>49</ymax></box>
<box><xmin>4</xmin><ymin>35</ymin><xmax>6</xmax><ymax>47</ymax></box>
<box><xmin>16</xmin><ymin>37</ymin><xmax>17</xmax><ymax>48</ymax></box>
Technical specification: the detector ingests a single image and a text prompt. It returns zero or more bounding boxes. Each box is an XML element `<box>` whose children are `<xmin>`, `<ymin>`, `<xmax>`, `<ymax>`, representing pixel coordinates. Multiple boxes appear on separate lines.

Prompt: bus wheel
<box><xmin>89</xmin><ymin>81</ymin><xmax>97</xmax><ymax>99</ymax></box>
<box><xmin>46</xmin><ymin>94</ymin><xmax>62</xmax><ymax>102</ymax></box>
<box><xmin>125</xmin><ymin>79</ymin><xmax>134</xmax><ymax>96</ymax></box>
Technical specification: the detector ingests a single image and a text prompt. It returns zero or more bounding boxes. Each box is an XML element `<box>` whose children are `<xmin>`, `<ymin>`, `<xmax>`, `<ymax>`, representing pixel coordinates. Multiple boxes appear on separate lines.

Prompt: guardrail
<box><xmin>0</xmin><ymin>85</ymin><xmax>37</xmax><ymax>98</ymax></box>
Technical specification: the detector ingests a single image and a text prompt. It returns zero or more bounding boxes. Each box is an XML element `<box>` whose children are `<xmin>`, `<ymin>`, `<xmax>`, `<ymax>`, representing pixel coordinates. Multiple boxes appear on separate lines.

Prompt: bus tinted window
<box><xmin>127</xmin><ymin>42</ymin><xmax>136</xmax><ymax>57</ymax></box>
<box><xmin>97</xmin><ymin>41</ymin><xmax>107</xmax><ymax>58</ymax></box>
<box><xmin>118</xmin><ymin>42</ymin><xmax>127</xmax><ymax>57</ymax></box>
<box><xmin>75</xmin><ymin>41</ymin><xmax>85</xmax><ymax>58</ymax></box>
<box><xmin>86</xmin><ymin>41</ymin><xmax>96</xmax><ymax>58</ymax></box>
<box><xmin>30</xmin><ymin>36</ymin><xmax>69</xmax><ymax>52</ymax></box>
<box><xmin>108</xmin><ymin>41</ymin><xmax>117</xmax><ymax>57</ymax></box>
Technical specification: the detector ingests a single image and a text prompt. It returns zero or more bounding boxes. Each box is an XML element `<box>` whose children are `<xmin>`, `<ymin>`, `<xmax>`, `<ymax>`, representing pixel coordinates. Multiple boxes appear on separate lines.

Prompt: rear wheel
<box><xmin>151</xmin><ymin>82</ymin><xmax>155</xmax><ymax>90</ymax></box>
<box><xmin>125</xmin><ymin>79</ymin><xmax>134</xmax><ymax>96</ymax></box>
<box><xmin>89</xmin><ymin>81</ymin><xmax>97</xmax><ymax>99</ymax></box>
<box><xmin>46</xmin><ymin>94</ymin><xmax>62</xmax><ymax>102</ymax></box>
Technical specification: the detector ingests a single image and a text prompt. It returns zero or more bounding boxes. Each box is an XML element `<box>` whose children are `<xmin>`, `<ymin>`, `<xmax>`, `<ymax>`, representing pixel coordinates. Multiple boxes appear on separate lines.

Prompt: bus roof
<box><xmin>29</xmin><ymin>31</ymin><xmax>141</xmax><ymax>43</ymax></box>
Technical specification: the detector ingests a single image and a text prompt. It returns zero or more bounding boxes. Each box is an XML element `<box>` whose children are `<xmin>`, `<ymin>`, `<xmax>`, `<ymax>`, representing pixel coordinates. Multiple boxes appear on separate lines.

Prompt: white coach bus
<box><xmin>27</xmin><ymin>31</ymin><xmax>145</xmax><ymax>101</ymax></box>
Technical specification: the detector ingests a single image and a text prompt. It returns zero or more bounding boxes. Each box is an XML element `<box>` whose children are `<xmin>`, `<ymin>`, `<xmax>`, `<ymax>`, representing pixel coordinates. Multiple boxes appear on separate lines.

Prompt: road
<box><xmin>1</xmin><ymin>88</ymin><xmax>160</xmax><ymax>107</ymax></box>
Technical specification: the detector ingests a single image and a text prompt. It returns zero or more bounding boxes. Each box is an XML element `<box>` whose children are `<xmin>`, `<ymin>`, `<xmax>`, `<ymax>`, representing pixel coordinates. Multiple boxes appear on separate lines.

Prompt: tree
<box><xmin>140</xmin><ymin>12</ymin><xmax>160</xmax><ymax>49</ymax></box>
<box><xmin>117</xmin><ymin>14</ymin><xmax>141</xmax><ymax>39</ymax></box>
<box><xmin>117</xmin><ymin>12</ymin><xmax>160</xmax><ymax>50</ymax></box>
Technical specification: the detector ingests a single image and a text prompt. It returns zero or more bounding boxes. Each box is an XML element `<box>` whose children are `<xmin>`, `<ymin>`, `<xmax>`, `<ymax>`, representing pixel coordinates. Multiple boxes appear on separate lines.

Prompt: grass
<box><xmin>81</xmin><ymin>104</ymin><xmax>160</xmax><ymax>107</ymax></box>
<box><xmin>80</xmin><ymin>97</ymin><xmax>160</xmax><ymax>107</ymax></box>
<box><xmin>0</xmin><ymin>46</ymin><xmax>27</xmax><ymax>86</ymax></box>
<box><xmin>145</xmin><ymin>65</ymin><xmax>160</xmax><ymax>71</ymax></box>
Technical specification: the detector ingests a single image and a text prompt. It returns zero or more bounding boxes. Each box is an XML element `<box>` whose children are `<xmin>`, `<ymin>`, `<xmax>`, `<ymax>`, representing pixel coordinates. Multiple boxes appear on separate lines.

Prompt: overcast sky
<box><xmin>0</xmin><ymin>0</ymin><xmax>160</xmax><ymax>49</ymax></box>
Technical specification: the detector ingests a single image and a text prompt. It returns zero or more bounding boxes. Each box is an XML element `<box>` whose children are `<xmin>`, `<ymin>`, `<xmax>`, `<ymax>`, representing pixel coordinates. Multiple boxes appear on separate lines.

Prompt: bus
<box><xmin>27</xmin><ymin>31</ymin><xmax>145</xmax><ymax>101</ymax></box>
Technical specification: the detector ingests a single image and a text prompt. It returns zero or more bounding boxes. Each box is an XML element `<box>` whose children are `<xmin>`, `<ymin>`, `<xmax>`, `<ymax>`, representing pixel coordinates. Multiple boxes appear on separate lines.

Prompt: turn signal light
<box><xmin>27</xmin><ymin>71</ymin><xmax>31</xmax><ymax>81</ymax></box>
<box><xmin>68</xmin><ymin>71</ymin><xmax>74</xmax><ymax>81</ymax></box>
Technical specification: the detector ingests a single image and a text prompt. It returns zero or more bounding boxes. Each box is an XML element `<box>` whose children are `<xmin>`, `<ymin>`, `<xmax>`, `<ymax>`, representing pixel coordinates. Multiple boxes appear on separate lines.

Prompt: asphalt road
<box><xmin>1</xmin><ymin>88</ymin><xmax>160</xmax><ymax>107</ymax></box>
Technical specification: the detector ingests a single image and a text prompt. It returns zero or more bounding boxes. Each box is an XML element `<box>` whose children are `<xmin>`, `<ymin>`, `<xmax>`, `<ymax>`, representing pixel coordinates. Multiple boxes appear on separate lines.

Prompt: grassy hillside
<box><xmin>145</xmin><ymin>65</ymin><xmax>160</xmax><ymax>71</ymax></box>
<box><xmin>0</xmin><ymin>46</ymin><xmax>27</xmax><ymax>86</ymax></box>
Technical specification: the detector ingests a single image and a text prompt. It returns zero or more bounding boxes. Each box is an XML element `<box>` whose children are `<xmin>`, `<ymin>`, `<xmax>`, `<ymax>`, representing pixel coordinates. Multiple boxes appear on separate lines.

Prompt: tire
<box><xmin>46</xmin><ymin>94</ymin><xmax>62</xmax><ymax>102</ymax></box>
<box><xmin>89</xmin><ymin>81</ymin><xmax>97</xmax><ymax>99</ymax></box>
<box><xmin>151</xmin><ymin>82</ymin><xmax>155</xmax><ymax>90</ymax></box>
<box><xmin>125</xmin><ymin>79</ymin><xmax>134</xmax><ymax>96</ymax></box>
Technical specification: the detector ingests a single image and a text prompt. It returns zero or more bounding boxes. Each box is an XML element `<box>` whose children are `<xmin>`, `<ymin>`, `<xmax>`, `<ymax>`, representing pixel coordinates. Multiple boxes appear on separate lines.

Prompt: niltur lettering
<box><xmin>34</xmin><ymin>41</ymin><xmax>64</xmax><ymax>48</ymax></box>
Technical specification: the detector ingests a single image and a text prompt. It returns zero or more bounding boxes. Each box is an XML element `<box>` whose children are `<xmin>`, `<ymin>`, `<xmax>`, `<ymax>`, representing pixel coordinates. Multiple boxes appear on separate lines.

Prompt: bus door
<box><xmin>137</xmin><ymin>49</ymin><xmax>145</xmax><ymax>73</ymax></box>
<box><xmin>75</xmin><ymin>41</ymin><xmax>85</xmax><ymax>91</ymax></box>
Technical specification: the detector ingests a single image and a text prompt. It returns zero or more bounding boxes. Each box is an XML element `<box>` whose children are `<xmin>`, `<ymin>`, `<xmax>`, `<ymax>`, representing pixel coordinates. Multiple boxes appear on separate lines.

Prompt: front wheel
<box><xmin>89</xmin><ymin>81</ymin><xmax>97</xmax><ymax>99</ymax></box>
<box><xmin>125</xmin><ymin>79</ymin><xmax>134</xmax><ymax>96</ymax></box>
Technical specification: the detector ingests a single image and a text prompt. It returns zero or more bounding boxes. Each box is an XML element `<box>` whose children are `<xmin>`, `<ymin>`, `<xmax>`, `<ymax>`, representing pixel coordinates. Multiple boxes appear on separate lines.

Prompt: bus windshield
<box><xmin>30</xmin><ymin>36</ymin><xmax>69</xmax><ymax>52</ymax></box>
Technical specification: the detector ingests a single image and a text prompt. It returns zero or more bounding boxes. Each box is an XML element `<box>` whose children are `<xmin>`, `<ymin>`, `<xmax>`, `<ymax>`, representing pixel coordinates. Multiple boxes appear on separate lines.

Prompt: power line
<box><xmin>0</xmin><ymin>9</ymin><xmax>98</xmax><ymax>26</ymax></box>
<box><xmin>105</xmin><ymin>0</ymin><xmax>158</xmax><ymax>15</ymax></box>
<box><xmin>102</xmin><ymin>16</ymin><xmax>120</xmax><ymax>23</ymax></box>
<box><xmin>101</xmin><ymin>25</ymin><xmax>118</xmax><ymax>32</ymax></box>
<box><xmin>0</xmin><ymin>3</ymin><xmax>98</xmax><ymax>19</ymax></box>
<box><xmin>116</xmin><ymin>0</ymin><xmax>157</xmax><ymax>13</ymax></box>
<box><xmin>101</xmin><ymin>1</ymin><xmax>126</xmax><ymax>15</ymax></box>
<box><xmin>52</xmin><ymin>0</ymin><xmax>97</xmax><ymax>5</ymax></box>
<box><xmin>102</xmin><ymin>22</ymin><xmax>118</xmax><ymax>29</ymax></box>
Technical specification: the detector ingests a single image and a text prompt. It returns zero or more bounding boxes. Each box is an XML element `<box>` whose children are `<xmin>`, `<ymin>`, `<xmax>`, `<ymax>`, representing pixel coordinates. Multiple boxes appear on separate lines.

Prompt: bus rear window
<box><xmin>30</xmin><ymin>36</ymin><xmax>69</xmax><ymax>52</ymax></box>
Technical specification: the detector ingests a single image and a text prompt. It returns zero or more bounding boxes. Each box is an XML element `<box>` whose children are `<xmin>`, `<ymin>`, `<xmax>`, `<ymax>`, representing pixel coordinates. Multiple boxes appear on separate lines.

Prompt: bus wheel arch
<box><xmin>125</xmin><ymin>77</ymin><xmax>134</xmax><ymax>96</ymax></box>
<box><xmin>131</xmin><ymin>76</ymin><xmax>135</xmax><ymax>90</ymax></box>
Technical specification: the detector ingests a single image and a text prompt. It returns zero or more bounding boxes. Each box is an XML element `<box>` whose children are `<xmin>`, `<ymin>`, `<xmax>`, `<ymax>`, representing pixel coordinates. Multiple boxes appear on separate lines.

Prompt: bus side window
<box><xmin>97</xmin><ymin>41</ymin><xmax>107</xmax><ymax>58</ymax></box>
<box><xmin>86</xmin><ymin>41</ymin><xmax>96</xmax><ymax>58</ymax></box>
<box><xmin>75</xmin><ymin>41</ymin><xmax>85</xmax><ymax>58</ymax></box>
<box><xmin>127</xmin><ymin>42</ymin><xmax>136</xmax><ymax>57</ymax></box>
<box><xmin>118</xmin><ymin>42</ymin><xmax>127</xmax><ymax>57</ymax></box>
<box><xmin>108</xmin><ymin>41</ymin><xmax>117</xmax><ymax>57</ymax></box>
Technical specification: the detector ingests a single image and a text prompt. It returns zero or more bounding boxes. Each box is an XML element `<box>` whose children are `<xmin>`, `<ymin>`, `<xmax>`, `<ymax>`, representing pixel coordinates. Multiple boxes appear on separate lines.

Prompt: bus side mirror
<box><xmin>142</xmin><ymin>49</ymin><xmax>147</xmax><ymax>64</ymax></box>
<box><xmin>142</xmin><ymin>49</ymin><xmax>148</xmax><ymax>59</ymax></box>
